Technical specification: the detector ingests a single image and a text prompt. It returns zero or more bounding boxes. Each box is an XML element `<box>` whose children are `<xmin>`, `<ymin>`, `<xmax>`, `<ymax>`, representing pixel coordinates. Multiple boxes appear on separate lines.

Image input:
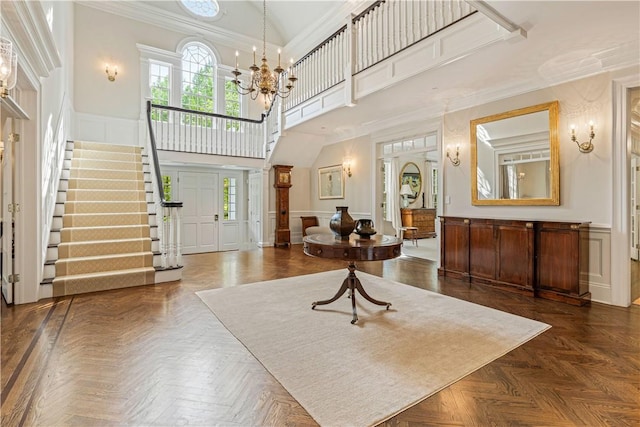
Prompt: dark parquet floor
<box><xmin>2</xmin><ymin>245</ymin><xmax>639</xmax><ymax>426</ymax></box>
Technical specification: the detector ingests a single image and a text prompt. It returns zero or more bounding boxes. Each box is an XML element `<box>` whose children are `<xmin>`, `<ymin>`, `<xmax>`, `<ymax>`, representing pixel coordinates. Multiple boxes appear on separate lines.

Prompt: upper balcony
<box><xmin>147</xmin><ymin>0</ymin><xmax>638</xmax><ymax>168</ymax></box>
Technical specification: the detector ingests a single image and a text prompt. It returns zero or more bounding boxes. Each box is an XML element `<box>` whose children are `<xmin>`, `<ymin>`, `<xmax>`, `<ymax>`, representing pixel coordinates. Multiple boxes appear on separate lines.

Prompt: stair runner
<box><xmin>53</xmin><ymin>141</ymin><xmax>155</xmax><ymax>296</ymax></box>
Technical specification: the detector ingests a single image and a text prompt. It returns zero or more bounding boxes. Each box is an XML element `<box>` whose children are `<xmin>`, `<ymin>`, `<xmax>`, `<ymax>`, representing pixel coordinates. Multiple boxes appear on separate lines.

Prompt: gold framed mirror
<box><xmin>400</xmin><ymin>162</ymin><xmax>422</xmax><ymax>205</ymax></box>
<box><xmin>470</xmin><ymin>101</ymin><xmax>560</xmax><ymax>206</ymax></box>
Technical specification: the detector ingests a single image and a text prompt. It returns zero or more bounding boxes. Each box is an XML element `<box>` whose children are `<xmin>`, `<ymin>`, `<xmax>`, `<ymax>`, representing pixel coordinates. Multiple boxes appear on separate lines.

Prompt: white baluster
<box><xmin>175</xmin><ymin>206</ymin><xmax>182</xmax><ymax>266</ymax></box>
<box><xmin>394</xmin><ymin>0</ymin><xmax>400</xmax><ymax>55</ymax></box>
<box><xmin>160</xmin><ymin>205</ymin><xmax>168</xmax><ymax>268</ymax></box>
<box><xmin>373</xmin><ymin>6</ymin><xmax>380</xmax><ymax>65</ymax></box>
<box><xmin>169</xmin><ymin>205</ymin><xmax>176</xmax><ymax>266</ymax></box>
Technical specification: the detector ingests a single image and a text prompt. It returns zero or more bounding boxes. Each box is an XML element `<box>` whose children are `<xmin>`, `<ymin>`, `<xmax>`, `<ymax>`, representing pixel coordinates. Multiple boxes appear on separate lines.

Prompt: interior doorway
<box><xmin>377</xmin><ymin>133</ymin><xmax>440</xmax><ymax>262</ymax></box>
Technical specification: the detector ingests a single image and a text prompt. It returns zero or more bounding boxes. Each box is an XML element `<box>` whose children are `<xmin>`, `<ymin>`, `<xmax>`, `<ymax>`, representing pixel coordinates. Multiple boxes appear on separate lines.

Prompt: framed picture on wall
<box><xmin>318</xmin><ymin>165</ymin><xmax>344</xmax><ymax>199</ymax></box>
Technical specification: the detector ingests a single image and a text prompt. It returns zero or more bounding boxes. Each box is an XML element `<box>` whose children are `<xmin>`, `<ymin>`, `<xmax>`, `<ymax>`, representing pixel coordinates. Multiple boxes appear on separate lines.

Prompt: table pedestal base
<box><xmin>312</xmin><ymin>262</ymin><xmax>391</xmax><ymax>324</ymax></box>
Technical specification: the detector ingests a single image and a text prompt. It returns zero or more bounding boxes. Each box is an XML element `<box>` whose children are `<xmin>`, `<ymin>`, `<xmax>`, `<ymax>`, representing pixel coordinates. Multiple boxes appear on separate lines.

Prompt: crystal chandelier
<box><xmin>232</xmin><ymin>0</ymin><xmax>297</xmax><ymax>110</ymax></box>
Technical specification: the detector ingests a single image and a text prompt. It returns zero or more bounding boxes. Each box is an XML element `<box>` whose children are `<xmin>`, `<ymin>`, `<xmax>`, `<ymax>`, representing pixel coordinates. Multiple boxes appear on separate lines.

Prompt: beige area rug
<box><xmin>197</xmin><ymin>270</ymin><xmax>550</xmax><ymax>427</ymax></box>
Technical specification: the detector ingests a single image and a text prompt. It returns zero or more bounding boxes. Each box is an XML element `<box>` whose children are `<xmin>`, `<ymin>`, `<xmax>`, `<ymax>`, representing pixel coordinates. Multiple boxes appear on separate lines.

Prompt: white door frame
<box><xmin>632</xmin><ymin>156</ymin><xmax>639</xmax><ymax>261</ymax></box>
<box><xmin>611</xmin><ymin>75</ymin><xmax>639</xmax><ymax>307</ymax></box>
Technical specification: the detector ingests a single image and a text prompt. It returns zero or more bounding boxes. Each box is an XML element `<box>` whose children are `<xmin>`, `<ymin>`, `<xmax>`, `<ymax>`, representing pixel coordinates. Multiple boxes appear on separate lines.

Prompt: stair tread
<box><xmin>63</xmin><ymin>212</ymin><xmax>148</xmax><ymax>217</ymax></box>
<box><xmin>56</xmin><ymin>251</ymin><xmax>153</xmax><ymax>263</ymax></box>
<box><xmin>58</xmin><ymin>237</ymin><xmax>152</xmax><ymax>245</ymax></box>
<box><xmin>54</xmin><ymin>267</ymin><xmax>155</xmax><ymax>280</ymax></box>
<box><xmin>60</xmin><ymin>224</ymin><xmax>149</xmax><ymax>231</ymax></box>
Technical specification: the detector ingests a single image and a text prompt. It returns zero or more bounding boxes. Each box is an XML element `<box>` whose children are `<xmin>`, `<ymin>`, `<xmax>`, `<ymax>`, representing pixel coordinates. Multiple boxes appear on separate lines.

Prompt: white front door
<box><xmin>179</xmin><ymin>172</ymin><xmax>218</xmax><ymax>254</ymax></box>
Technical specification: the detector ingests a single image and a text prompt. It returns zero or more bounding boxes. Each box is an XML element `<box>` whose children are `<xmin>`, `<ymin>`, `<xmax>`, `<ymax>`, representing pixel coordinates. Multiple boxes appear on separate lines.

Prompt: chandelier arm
<box><xmin>232</xmin><ymin>79</ymin><xmax>255</xmax><ymax>95</ymax></box>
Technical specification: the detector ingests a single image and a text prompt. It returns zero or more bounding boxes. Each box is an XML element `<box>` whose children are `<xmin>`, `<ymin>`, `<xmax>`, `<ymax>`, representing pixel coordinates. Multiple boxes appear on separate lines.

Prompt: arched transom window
<box><xmin>181</xmin><ymin>42</ymin><xmax>216</xmax><ymax>114</ymax></box>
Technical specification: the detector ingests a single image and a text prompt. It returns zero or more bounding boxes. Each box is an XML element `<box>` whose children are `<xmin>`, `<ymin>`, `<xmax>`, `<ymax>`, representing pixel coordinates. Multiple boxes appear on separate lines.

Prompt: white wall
<box><xmin>73</xmin><ymin>4</ymin><xmax>267</xmax><ymax>122</ymax></box>
<box><xmin>441</xmin><ymin>71</ymin><xmax>633</xmax><ymax>304</ymax></box>
<box><xmin>443</xmin><ymin>72</ymin><xmax>613</xmax><ymax>226</ymax></box>
<box><xmin>310</xmin><ymin>136</ymin><xmax>373</xmax><ymax>218</ymax></box>
<box><xmin>4</xmin><ymin>0</ymin><xmax>75</xmax><ymax>304</ymax></box>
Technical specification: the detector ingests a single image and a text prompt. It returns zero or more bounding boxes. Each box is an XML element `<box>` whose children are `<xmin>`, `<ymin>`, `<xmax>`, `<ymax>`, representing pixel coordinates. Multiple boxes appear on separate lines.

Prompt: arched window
<box><xmin>181</xmin><ymin>42</ymin><xmax>215</xmax><ymax>115</ymax></box>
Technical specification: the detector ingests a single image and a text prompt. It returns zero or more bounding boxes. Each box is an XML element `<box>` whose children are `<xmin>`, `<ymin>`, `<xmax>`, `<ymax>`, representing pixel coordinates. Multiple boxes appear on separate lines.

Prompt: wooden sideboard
<box><xmin>439</xmin><ymin>216</ymin><xmax>590</xmax><ymax>306</ymax></box>
<box><xmin>401</xmin><ymin>208</ymin><xmax>436</xmax><ymax>238</ymax></box>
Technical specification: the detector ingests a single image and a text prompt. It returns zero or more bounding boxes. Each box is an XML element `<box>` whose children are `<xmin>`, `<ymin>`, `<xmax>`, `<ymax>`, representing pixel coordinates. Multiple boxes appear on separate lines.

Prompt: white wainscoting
<box><xmin>588</xmin><ymin>226</ymin><xmax>612</xmax><ymax>304</ymax></box>
<box><xmin>284</xmin><ymin>83</ymin><xmax>347</xmax><ymax>130</ymax></box>
<box><xmin>74</xmin><ymin>112</ymin><xmax>140</xmax><ymax>146</ymax></box>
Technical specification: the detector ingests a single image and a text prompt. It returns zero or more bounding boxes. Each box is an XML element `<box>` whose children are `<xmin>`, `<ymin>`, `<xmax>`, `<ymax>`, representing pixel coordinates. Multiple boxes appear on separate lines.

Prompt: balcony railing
<box><xmin>284</xmin><ymin>0</ymin><xmax>475</xmax><ymax>111</ymax></box>
<box><xmin>148</xmin><ymin>102</ymin><xmax>268</xmax><ymax>159</ymax></box>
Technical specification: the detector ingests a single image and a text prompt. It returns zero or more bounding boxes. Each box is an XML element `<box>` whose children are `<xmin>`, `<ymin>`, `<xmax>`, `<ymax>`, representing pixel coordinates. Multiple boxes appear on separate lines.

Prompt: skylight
<box><xmin>179</xmin><ymin>0</ymin><xmax>219</xmax><ymax>19</ymax></box>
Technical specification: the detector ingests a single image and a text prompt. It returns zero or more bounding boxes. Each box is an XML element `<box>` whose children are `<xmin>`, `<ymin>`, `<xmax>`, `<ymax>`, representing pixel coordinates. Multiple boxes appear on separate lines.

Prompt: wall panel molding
<box><xmin>74</xmin><ymin>113</ymin><xmax>139</xmax><ymax>146</ymax></box>
<box><xmin>588</xmin><ymin>226</ymin><xmax>612</xmax><ymax>304</ymax></box>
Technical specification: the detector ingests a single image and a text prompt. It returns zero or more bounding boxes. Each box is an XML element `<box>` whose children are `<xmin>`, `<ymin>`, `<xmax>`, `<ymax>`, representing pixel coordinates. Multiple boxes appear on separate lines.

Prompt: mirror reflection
<box><xmin>400</xmin><ymin>162</ymin><xmax>422</xmax><ymax>204</ymax></box>
<box><xmin>471</xmin><ymin>101</ymin><xmax>560</xmax><ymax>205</ymax></box>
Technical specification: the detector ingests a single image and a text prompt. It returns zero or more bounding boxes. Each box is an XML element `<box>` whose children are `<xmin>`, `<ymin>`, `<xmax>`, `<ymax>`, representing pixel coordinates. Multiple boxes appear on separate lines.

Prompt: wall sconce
<box><xmin>343</xmin><ymin>157</ymin><xmax>353</xmax><ymax>177</ymax></box>
<box><xmin>570</xmin><ymin>121</ymin><xmax>595</xmax><ymax>153</ymax></box>
<box><xmin>105</xmin><ymin>64</ymin><xmax>118</xmax><ymax>82</ymax></box>
<box><xmin>0</xmin><ymin>37</ymin><xmax>17</xmax><ymax>98</ymax></box>
<box><xmin>400</xmin><ymin>184</ymin><xmax>413</xmax><ymax>208</ymax></box>
<box><xmin>446</xmin><ymin>145</ymin><xmax>460</xmax><ymax>166</ymax></box>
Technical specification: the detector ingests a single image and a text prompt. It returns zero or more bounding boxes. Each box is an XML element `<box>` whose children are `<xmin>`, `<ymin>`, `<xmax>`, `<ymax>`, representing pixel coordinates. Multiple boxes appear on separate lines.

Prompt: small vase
<box><xmin>329</xmin><ymin>206</ymin><xmax>355</xmax><ymax>239</ymax></box>
<box><xmin>354</xmin><ymin>219</ymin><xmax>376</xmax><ymax>238</ymax></box>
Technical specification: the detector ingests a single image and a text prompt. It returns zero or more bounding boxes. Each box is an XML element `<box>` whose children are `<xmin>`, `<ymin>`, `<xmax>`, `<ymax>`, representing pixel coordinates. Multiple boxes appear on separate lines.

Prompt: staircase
<box><xmin>45</xmin><ymin>141</ymin><xmax>159</xmax><ymax>297</ymax></box>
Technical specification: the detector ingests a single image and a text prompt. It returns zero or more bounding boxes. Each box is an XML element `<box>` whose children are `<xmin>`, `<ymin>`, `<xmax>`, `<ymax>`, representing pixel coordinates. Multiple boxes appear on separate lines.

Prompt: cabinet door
<box><xmin>441</xmin><ymin>217</ymin><xmax>469</xmax><ymax>275</ymax></box>
<box><xmin>469</xmin><ymin>221</ymin><xmax>495</xmax><ymax>280</ymax></box>
<box><xmin>537</xmin><ymin>225</ymin><xmax>579</xmax><ymax>293</ymax></box>
<box><xmin>496</xmin><ymin>222</ymin><xmax>534</xmax><ymax>289</ymax></box>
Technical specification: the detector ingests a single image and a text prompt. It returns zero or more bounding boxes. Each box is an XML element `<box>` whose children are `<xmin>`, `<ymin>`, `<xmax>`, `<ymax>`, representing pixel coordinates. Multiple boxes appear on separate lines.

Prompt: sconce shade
<box><xmin>0</xmin><ymin>37</ymin><xmax>13</xmax><ymax>81</ymax></box>
<box><xmin>343</xmin><ymin>157</ymin><xmax>352</xmax><ymax>177</ymax></box>
<box><xmin>400</xmin><ymin>184</ymin><xmax>413</xmax><ymax>196</ymax></box>
<box><xmin>0</xmin><ymin>38</ymin><xmax>17</xmax><ymax>93</ymax></box>
<box><xmin>5</xmin><ymin>52</ymin><xmax>17</xmax><ymax>90</ymax></box>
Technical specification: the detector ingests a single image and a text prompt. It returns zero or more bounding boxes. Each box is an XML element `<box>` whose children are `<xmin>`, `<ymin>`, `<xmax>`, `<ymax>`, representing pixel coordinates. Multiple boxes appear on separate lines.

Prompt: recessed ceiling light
<box><xmin>179</xmin><ymin>0</ymin><xmax>219</xmax><ymax>19</ymax></box>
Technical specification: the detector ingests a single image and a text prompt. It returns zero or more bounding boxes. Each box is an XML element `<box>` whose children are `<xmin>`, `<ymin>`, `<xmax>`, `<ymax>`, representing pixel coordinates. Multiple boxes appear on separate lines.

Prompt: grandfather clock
<box><xmin>273</xmin><ymin>165</ymin><xmax>293</xmax><ymax>247</ymax></box>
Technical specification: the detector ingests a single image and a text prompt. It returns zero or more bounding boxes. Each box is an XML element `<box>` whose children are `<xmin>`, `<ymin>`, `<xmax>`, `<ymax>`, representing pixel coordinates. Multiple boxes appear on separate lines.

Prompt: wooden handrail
<box><xmin>151</xmin><ymin>102</ymin><xmax>267</xmax><ymax>124</ymax></box>
<box><xmin>293</xmin><ymin>25</ymin><xmax>348</xmax><ymax>67</ymax></box>
<box><xmin>351</xmin><ymin>0</ymin><xmax>385</xmax><ymax>23</ymax></box>
<box><xmin>146</xmin><ymin>101</ymin><xmax>183</xmax><ymax>208</ymax></box>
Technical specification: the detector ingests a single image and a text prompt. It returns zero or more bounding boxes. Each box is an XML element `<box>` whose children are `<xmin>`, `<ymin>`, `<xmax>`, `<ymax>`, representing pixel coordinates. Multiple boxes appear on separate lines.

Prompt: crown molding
<box><xmin>76</xmin><ymin>1</ymin><xmax>281</xmax><ymax>54</ymax></box>
<box><xmin>1</xmin><ymin>0</ymin><xmax>61</xmax><ymax>79</ymax></box>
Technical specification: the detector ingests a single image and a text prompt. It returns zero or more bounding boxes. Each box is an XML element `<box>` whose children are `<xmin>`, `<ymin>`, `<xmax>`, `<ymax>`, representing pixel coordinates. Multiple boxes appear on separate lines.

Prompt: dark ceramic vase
<box><xmin>354</xmin><ymin>219</ymin><xmax>376</xmax><ymax>238</ymax></box>
<box><xmin>329</xmin><ymin>206</ymin><xmax>355</xmax><ymax>239</ymax></box>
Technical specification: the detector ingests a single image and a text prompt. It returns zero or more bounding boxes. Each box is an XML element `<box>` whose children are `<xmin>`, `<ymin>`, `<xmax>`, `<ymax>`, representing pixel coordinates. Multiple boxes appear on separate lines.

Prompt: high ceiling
<box><xmin>159</xmin><ymin>1</ymin><xmax>355</xmax><ymax>43</ymax></box>
<box><xmin>82</xmin><ymin>0</ymin><xmax>640</xmax><ymax>164</ymax></box>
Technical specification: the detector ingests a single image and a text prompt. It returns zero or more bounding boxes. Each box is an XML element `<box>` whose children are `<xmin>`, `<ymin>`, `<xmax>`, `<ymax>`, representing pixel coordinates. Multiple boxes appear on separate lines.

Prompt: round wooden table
<box><xmin>303</xmin><ymin>233</ymin><xmax>402</xmax><ymax>324</ymax></box>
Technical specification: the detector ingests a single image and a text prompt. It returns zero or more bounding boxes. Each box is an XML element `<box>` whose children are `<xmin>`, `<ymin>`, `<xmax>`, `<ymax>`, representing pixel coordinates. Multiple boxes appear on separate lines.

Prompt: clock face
<box><xmin>279</xmin><ymin>172</ymin><xmax>290</xmax><ymax>184</ymax></box>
